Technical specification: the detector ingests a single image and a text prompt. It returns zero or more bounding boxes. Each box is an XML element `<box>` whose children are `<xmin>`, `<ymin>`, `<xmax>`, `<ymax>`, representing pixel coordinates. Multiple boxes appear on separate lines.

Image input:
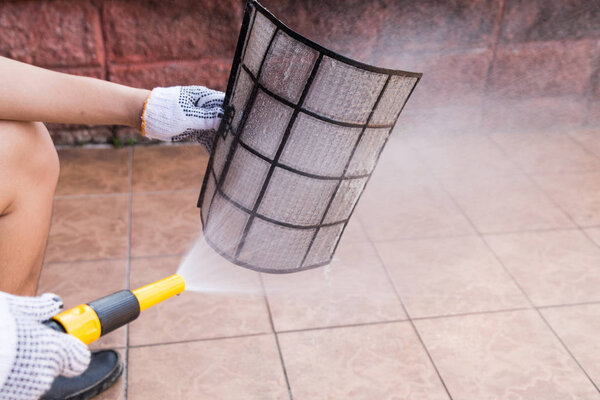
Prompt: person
<box><xmin>0</xmin><ymin>56</ymin><xmax>224</xmax><ymax>400</ymax></box>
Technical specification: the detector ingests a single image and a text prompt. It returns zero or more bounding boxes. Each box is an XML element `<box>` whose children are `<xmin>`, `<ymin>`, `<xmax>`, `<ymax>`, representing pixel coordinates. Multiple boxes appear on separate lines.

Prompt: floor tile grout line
<box><xmin>352</xmin><ymin>212</ymin><xmax>370</xmax><ymax>240</ymax></box>
<box><xmin>492</xmin><ymin>142</ymin><xmax>600</xmax><ymax>393</ymax></box>
<box><xmin>276</xmin><ymin>318</ymin><xmax>410</xmax><ymax>335</ymax></box>
<box><xmin>486</xmin><ymin>134</ymin><xmax>600</xmax><ymax>254</ymax></box>
<box><xmin>372</xmin><ymin>139</ymin><xmax>551</xmax><ymax>399</ymax></box>
<box><xmin>522</xmin><ymin>168</ymin><xmax>600</xmax><ymax>177</ymax></box>
<box><xmin>130</xmin><ymin>189</ymin><xmax>201</xmax><ymax>195</ymax></box>
<box><xmin>43</xmin><ymin>219</ymin><xmax>600</xmax><ymax>266</ymax></box>
<box><xmin>365</xmin><ymin>226</ymin><xmax>596</xmax><ymax>245</ymax></box>
<box><xmin>457</xmin><ymin>196</ymin><xmax>600</xmax><ymax>394</ymax></box>
<box><xmin>484</xmin><ymin>134</ymin><xmax>582</xmax><ymax>231</ymax></box>
<box><xmin>124</xmin><ymin>146</ymin><xmax>133</xmax><ymax>400</ymax></box>
<box><xmin>537</xmin><ymin>300</ymin><xmax>600</xmax><ymax>310</ymax></box>
<box><xmin>486</xmin><ymin>130</ymin><xmax>600</xmax><ymax>176</ymax></box>
<box><xmin>410</xmin><ymin>299</ymin><xmax>600</xmax><ymax>320</ymax></box>
<box><xmin>480</xmin><ymin>234</ymin><xmax>600</xmax><ymax>394</ymax></box>
<box><xmin>410</xmin><ymin>306</ymin><xmax>532</xmax><ymax>321</ymax></box>
<box><xmin>374</xmin><ymin>165</ymin><xmax>600</xmax><ymax>183</ymax></box>
<box><xmin>536</xmin><ymin>314</ymin><xmax>600</xmax><ymax>393</ymax></box>
<box><xmin>128</xmin><ymin>332</ymin><xmax>271</xmax><ymax>350</ymax></box>
<box><xmin>54</xmin><ymin>142</ymin><xmax>202</xmax><ymax>151</ymax></box>
<box><xmin>122</xmin><ymin>296</ymin><xmax>600</xmax><ymax>349</ymax></box>
<box><xmin>54</xmin><ymin>192</ymin><xmax>130</xmax><ymax>200</ymax></box>
<box><xmin>513</xmin><ymin>157</ymin><xmax>600</xmax><ymax>261</ymax></box>
<box><xmin>54</xmin><ymin>188</ymin><xmax>200</xmax><ymax>200</ymax></box>
<box><xmin>93</xmin><ymin>346</ymin><xmax>128</xmax><ymax>351</ymax></box>
<box><xmin>421</xmin><ymin>137</ymin><xmax>600</xmax><ymax>394</ymax></box>
<box><xmin>43</xmin><ymin>251</ymin><xmax>193</xmax><ymax>267</ymax></box>
<box><xmin>564</xmin><ymin>130</ymin><xmax>600</xmax><ymax>163</ymax></box>
<box><xmin>370</xmin><ymin>243</ymin><xmax>455</xmax><ymax>400</ymax></box>
<box><xmin>259</xmin><ymin>275</ymin><xmax>294</xmax><ymax>400</ymax></box>
<box><xmin>407</xmin><ymin>137</ymin><xmax>580</xmax><ymax>298</ymax></box>
<box><xmin>479</xmin><ymin>226</ymin><xmax>598</xmax><ymax>237</ymax></box>
<box><xmin>127</xmin><ymin>299</ymin><xmax>600</xmax><ymax>348</ymax></box>
<box><xmin>129</xmin><ymin>252</ymin><xmax>187</xmax><ymax>260</ymax></box>
<box><xmin>44</xmin><ymin>257</ymin><xmax>128</xmax><ymax>266</ymax></box>
<box><xmin>404</xmin><ymin>132</ymin><xmax>600</xmax><ymax>179</ymax></box>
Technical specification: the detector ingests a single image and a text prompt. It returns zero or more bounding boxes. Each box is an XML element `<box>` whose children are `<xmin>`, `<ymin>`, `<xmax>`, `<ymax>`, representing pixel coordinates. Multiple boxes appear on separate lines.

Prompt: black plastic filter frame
<box><xmin>198</xmin><ymin>0</ymin><xmax>422</xmax><ymax>273</ymax></box>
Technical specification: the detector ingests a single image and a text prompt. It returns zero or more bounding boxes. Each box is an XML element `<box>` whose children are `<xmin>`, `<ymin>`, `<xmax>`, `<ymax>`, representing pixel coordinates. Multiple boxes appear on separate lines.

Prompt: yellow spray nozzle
<box><xmin>132</xmin><ymin>274</ymin><xmax>186</xmax><ymax>312</ymax></box>
<box><xmin>47</xmin><ymin>274</ymin><xmax>186</xmax><ymax>344</ymax></box>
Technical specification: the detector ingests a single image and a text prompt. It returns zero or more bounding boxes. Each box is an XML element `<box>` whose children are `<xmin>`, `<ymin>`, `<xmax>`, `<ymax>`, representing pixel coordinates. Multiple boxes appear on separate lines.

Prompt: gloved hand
<box><xmin>0</xmin><ymin>293</ymin><xmax>90</xmax><ymax>400</ymax></box>
<box><xmin>141</xmin><ymin>85</ymin><xmax>225</xmax><ymax>151</ymax></box>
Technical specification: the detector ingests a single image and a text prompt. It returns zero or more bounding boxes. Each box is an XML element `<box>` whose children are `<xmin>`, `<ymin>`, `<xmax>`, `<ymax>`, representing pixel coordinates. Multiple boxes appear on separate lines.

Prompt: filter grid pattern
<box><xmin>199</xmin><ymin>2</ymin><xmax>420</xmax><ymax>273</ymax></box>
<box><xmin>279</xmin><ymin>113</ymin><xmax>362</xmax><ymax>177</ymax></box>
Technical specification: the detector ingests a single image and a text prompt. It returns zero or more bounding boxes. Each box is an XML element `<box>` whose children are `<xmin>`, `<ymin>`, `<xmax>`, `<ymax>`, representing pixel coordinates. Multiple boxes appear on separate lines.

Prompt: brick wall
<box><xmin>1</xmin><ymin>0</ymin><xmax>598</xmax><ymax>144</ymax></box>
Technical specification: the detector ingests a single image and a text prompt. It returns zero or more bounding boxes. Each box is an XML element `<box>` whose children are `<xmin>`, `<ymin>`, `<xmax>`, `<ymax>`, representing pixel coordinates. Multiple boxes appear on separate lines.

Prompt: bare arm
<box><xmin>0</xmin><ymin>56</ymin><xmax>149</xmax><ymax>128</ymax></box>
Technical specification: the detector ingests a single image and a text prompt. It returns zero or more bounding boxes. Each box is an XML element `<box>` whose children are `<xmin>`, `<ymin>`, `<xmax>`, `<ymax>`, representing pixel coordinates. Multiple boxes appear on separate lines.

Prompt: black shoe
<box><xmin>41</xmin><ymin>349</ymin><xmax>123</xmax><ymax>400</ymax></box>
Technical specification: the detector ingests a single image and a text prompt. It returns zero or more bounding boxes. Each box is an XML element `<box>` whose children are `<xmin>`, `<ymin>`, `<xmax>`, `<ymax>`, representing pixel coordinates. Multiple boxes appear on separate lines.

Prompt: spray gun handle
<box><xmin>42</xmin><ymin>274</ymin><xmax>185</xmax><ymax>345</ymax></box>
<box><xmin>43</xmin><ymin>290</ymin><xmax>140</xmax><ymax>345</ymax></box>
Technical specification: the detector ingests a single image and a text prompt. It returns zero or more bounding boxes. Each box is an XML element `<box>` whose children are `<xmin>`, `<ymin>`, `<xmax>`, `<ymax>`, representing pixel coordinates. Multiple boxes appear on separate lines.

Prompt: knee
<box><xmin>30</xmin><ymin>122</ymin><xmax>60</xmax><ymax>187</ymax></box>
<box><xmin>26</xmin><ymin>122</ymin><xmax>59</xmax><ymax>187</ymax></box>
<box><xmin>0</xmin><ymin>121</ymin><xmax>59</xmax><ymax>197</ymax></box>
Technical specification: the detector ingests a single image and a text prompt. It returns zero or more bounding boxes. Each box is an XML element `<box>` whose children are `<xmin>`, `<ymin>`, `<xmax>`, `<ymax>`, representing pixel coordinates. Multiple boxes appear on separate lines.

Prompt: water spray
<box><xmin>43</xmin><ymin>274</ymin><xmax>185</xmax><ymax>344</ymax></box>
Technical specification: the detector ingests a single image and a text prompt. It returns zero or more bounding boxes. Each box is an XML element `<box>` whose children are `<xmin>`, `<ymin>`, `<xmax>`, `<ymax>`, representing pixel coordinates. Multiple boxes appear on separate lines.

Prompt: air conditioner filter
<box><xmin>198</xmin><ymin>0</ymin><xmax>421</xmax><ymax>273</ymax></box>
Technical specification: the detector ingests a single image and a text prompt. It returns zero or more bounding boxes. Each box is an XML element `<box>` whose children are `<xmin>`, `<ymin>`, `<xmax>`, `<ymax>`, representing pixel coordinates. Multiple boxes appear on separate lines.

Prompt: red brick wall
<box><xmin>1</xmin><ymin>0</ymin><xmax>598</xmax><ymax>144</ymax></box>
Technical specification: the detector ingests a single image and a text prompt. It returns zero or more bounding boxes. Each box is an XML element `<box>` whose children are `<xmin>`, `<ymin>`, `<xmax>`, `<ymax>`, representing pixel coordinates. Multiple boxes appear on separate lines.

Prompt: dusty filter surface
<box><xmin>198</xmin><ymin>0</ymin><xmax>421</xmax><ymax>273</ymax></box>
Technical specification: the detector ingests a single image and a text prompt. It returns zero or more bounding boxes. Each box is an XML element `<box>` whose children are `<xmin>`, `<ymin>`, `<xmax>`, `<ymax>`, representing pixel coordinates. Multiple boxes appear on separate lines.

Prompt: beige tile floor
<box><xmin>39</xmin><ymin>129</ymin><xmax>600</xmax><ymax>399</ymax></box>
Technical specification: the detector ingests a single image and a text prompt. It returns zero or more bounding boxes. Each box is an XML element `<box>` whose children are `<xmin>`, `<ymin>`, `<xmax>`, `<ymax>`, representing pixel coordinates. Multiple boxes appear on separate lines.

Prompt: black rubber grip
<box><xmin>43</xmin><ymin>319</ymin><xmax>67</xmax><ymax>333</ymax></box>
<box><xmin>88</xmin><ymin>290</ymin><xmax>141</xmax><ymax>336</ymax></box>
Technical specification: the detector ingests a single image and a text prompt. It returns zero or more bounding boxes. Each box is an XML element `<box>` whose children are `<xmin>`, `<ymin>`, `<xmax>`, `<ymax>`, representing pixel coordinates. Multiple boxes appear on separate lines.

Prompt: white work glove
<box><xmin>0</xmin><ymin>293</ymin><xmax>90</xmax><ymax>400</ymax></box>
<box><xmin>141</xmin><ymin>85</ymin><xmax>225</xmax><ymax>151</ymax></box>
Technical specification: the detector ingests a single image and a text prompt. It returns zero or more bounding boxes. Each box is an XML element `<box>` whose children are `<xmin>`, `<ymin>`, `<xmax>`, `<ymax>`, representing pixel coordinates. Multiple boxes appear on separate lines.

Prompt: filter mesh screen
<box><xmin>258</xmin><ymin>168</ymin><xmax>338</xmax><ymax>226</ymax></box>
<box><xmin>371</xmin><ymin>75</ymin><xmax>419</xmax><ymax>125</ymax></box>
<box><xmin>346</xmin><ymin>128</ymin><xmax>391</xmax><ymax>176</ymax></box>
<box><xmin>304</xmin><ymin>56</ymin><xmax>388</xmax><ymax>124</ymax></box>
<box><xmin>222</xmin><ymin>146</ymin><xmax>270</xmax><ymax>210</ymax></box>
<box><xmin>231</xmin><ymin>69</ymin><xmax>254</xmax><ymax>132</ymax></box>
<box><xmin>303</xmin><ymin>223</ymin><xmax>344</xmax><ymax>267</ymax></box>
<box><xmin>212</xmin><ymin>132</ymin><xmax>233</xmax><ymax>181</ymax></box>
<box><xmin>201</xmin><ymin>173</ymin><xmax>217</xmax><ymax>224</ymax></box>
<box><xmin>279</xmin><ymin>113</ymin><xmax>362</xmax><ymax>177</ymax></box>
<box><xmin>260</xmin><ymin>30</ymin><xmax>319</xmax><ymax>103</ymax></box>
<box><xmin>204</xmin><ymin>193</ymin><xmax>249</xmax><ymax>255</ymax></box>
<box><xmin>238</xmin><ymin>218</ymin><xmax>315</xmax><ymax>271</ymax></box>
<box><xmin>241</xmin><ymin>90</ymin><xmax>292</xmax><ymax>159</ymax></box>
<box><xmin>323</xmin><ymin>177</ymin><xmax>368</xmax><ymax>224</ymax></box>
<box><xmin>198</xmin><ymin>0</ymin><xmax>421</xmax><ymax>273</ymax></box>
<box><xmin>243</xmin><ymin>12</ymin><xmax>276</xmax><ymax>76</ymax></box>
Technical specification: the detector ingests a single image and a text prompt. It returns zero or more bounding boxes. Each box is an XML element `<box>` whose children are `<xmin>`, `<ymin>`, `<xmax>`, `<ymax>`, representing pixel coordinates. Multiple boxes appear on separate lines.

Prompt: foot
<box><xmin>41</xmin><ymin>349</ymin><xmax>123</xmax><ymax>400</ymax></box>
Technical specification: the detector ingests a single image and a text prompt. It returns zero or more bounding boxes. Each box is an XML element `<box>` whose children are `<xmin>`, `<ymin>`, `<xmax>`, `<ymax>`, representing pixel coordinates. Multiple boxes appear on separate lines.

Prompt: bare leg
<box><xmin>0</xmin><ymin>120</ymin><xmax>59</xmax><ymax>295</ymax></box>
